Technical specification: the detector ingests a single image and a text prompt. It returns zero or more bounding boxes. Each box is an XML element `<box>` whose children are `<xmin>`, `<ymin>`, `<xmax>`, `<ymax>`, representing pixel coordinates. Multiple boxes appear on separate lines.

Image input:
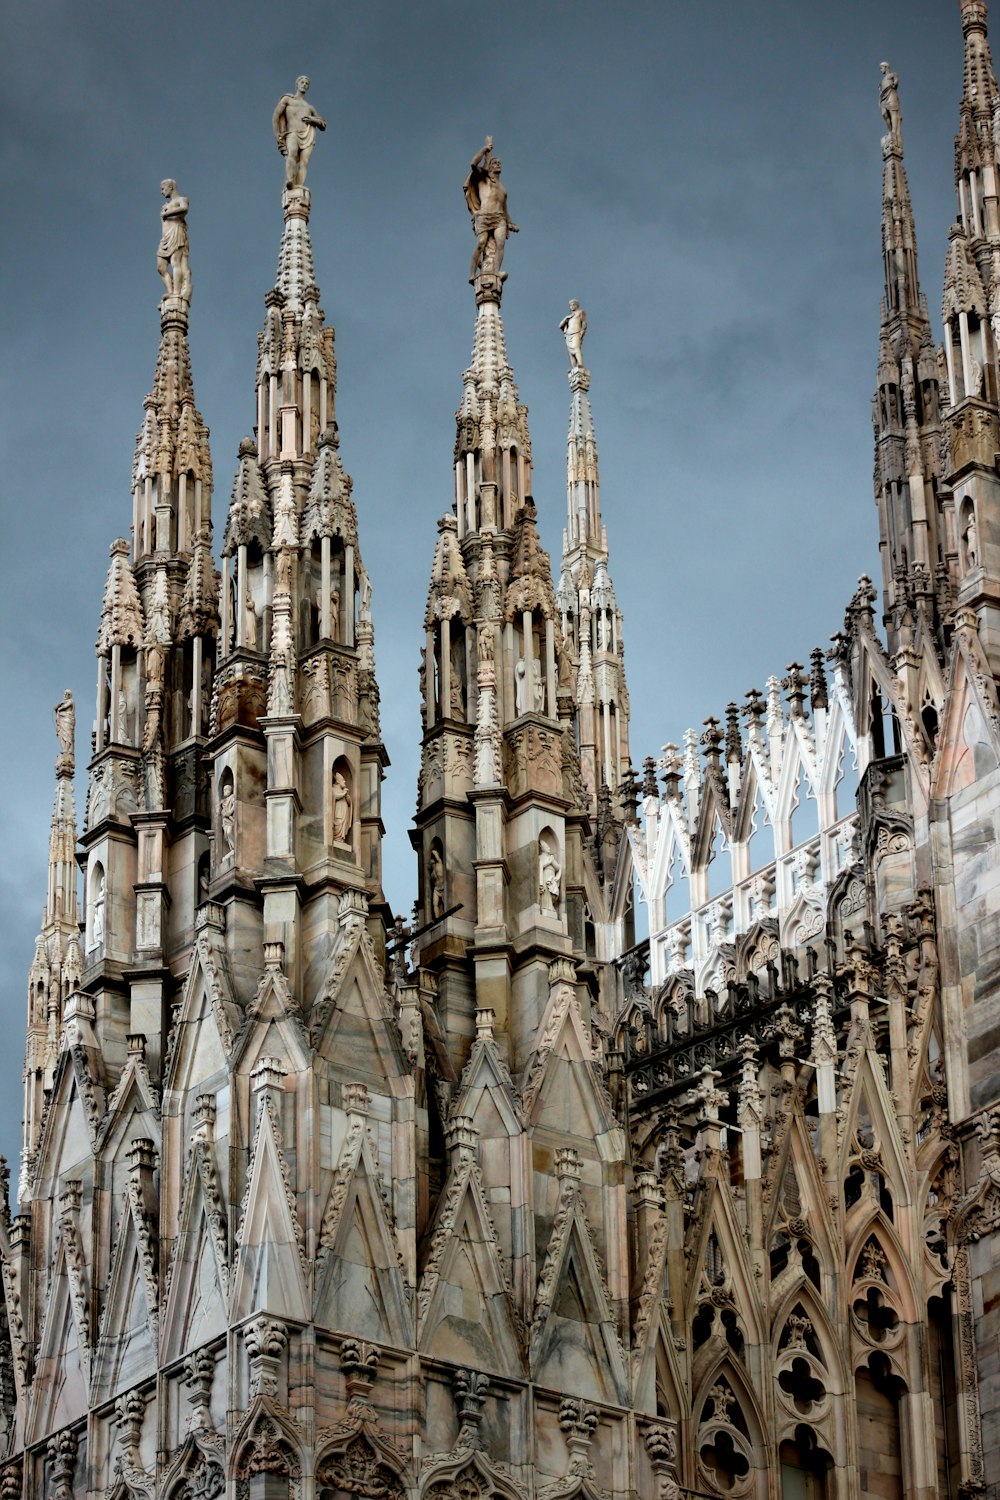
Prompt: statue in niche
<box><xmin>969</xmin><ymin>354</ymin><xmax>984</xmax><ymax>398</ymax></box>
<box><xmin>272</xmin><ymin>77</ymin><xmax>327</xmax><ymax>190</ymax></box>
<box><xmin>91</xmin><ymin>873</ymin><xmax>105</xmax><ymax>951</ymax></box>
<box><xmin>220</xmin><ymin>781</ymin><xmax>236</xmax><ymax>856</ymax></box>
<box><xmin>360</xmin><ymin>567</ymin><xmax>372</xmax><ymax>619</ymax></box>
<box><xmin>117</xmin><ymin>687</ymin><xmax>131</xmax><ymax>745</ymax></box>
<box><xmin>450</xmin><ymin>671</ymin><xmax>465</xmax><ymax>721</ymax></box>
<box><xmin>465</xmin><ymin>137</ymin><xmax>519</xmax><ymax>280</ymax></box>
<box><xmin>428</xmin><ymin>846</ymin><xmax>445</xmax><ymax>918</ymax></box>
<box><xmin>964</xmin><ymin>507</ymin><xmax>979</xmax><ymax>569</ymax></box>
<box><xmin>560</xmin><ymin>299</ymin><xmax>588</xmax><ymax>369</ymax></box>
<box><xmin>515</xmin><ymin>656</ymin><xmax>528</xmax><ymax>716</ymax></box>
<box><xmin>531</xmin><ymin>657</ymin><xmax>544</xmax><ymax>712</ymax></box>
<box><xmin>54</xmin><ymin>691</ymin><xmax>75</xmax><ymax>768</ymax></box>
<box><xmin>157</xmin><ymin>180</ymin><xmax>191</xmax><ymax>302</ymax></box>
<box><xmin>879</xmin><ymin>62</ymin><xmax>901</xmax><ymax>137</ymax></box>
<box><xmin>538</xmin><ymin>835</ymin><xmax>561</xmax><ymax>915</ymax></box>
<box><xmin>244</xmin><ymin>592</ymin><xmax>258</xmax><ymax>650</ymax></box>
<box><xmin>332</xmin><ymin>771</ymin><xmax>352</xmax><ymax>844</ymax></box>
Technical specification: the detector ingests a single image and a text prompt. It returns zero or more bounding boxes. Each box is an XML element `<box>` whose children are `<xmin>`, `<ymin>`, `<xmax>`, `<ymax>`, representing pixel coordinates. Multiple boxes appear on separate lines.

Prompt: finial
<box><xmin>273</xmin><ymin>76</ymin><xmax>327</xmax><ymax>195</ymax></box>
<box><xmin>464</xmin><ymin>137</ymin><xmax>518</xmax><ymax>293</ymax></box>
<box><xmin>54</xmin><ymin>691</ymin><xmax>75</xmax><ymax>779</ymax></box>
<box><xmin>560</xmin><ymin>299</ymin><xmax>588</xmax><ymax>369</ymax></box>
<box><xmin>157</xmin><ymin>179</ymin><xmax>191</xmax><ymax>305</ymax></box>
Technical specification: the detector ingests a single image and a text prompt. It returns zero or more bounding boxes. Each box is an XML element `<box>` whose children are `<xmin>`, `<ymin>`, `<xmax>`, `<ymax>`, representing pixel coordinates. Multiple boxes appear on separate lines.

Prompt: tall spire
<box><xmin>21</xmin><ymin>697</ymin><xmax>81</xmax><ymax>1199</ymax></box>
<box><xmin>939</xmin><ymin>2</ymin><xmax>1000</xmax><ymax>672</ymax></box>
<box><xmin>213</xmin><ymin>78</ymin><xmax>388</xmax><ymax>975</ymax></box>
<box><xmin>556</xmin><ymin>302</ymin><xmax>631</xmax><ymax>814</ymax></box>
<box><xmin>871</xmin><ymin>64</ymin><xmax>945</xmax><ymax>652</ymax></box>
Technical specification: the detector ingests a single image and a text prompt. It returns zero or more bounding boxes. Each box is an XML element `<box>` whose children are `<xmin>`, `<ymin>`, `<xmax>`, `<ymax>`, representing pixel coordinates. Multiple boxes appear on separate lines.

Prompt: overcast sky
<box><xmin>0</xmin><ymin>0</ymin><xmax>962</xmax><ymax>1168</ymax></box>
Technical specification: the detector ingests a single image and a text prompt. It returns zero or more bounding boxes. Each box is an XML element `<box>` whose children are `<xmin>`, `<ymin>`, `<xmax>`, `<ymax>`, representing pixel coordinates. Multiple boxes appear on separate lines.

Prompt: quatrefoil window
<box><xmin>700</xmin><ymin>1430</ymin><xmax>750</xmax><ymax>1491</ymax></box>
<box><xmin>778</xmin><ymin>1356</ymin><xmax>826</xmax><ymax>1413</ymax></box>
<box><xmin>853</xmin><ymin>1285</ymin><xmax>899</xmax><ymax>1342</ymax></box>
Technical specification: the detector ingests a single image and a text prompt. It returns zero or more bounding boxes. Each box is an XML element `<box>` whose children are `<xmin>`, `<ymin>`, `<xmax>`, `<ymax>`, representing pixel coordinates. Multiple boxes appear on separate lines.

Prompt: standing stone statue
<box><xmin>54</xmin><ymin>691</ymin><xmax>75</xmax><ymax>771</ymax></box>
<box><xmin>465</xmin><ymin>137</ymin><xmax>518</xmax><ymax>280</ymax></box>
<box><xmin>220</xmin><ymin>781</ymin><xmax>236</xmax><ymax>856</ymax></box>
<box><xmin>879</xmin><ymin>62</ymin><xmax>901</xmax><ymax>138</ymax></box>
<box><xmin>428</xmin><ymin>846</ymin><xmax>445</xmax><ymax>918</ymax></box>
<box><xmin>560</xmin><ymin>300</ymin><xmax>588</xmax><ymax>369</ymax></box>
<box><xmin>157</xmin><ymin>180</ymin><xmax>191</xmax><ymax>302</ymax></box>
<box><xmin>273</xmin><ymin>77</ymin><xmax>327</xmax><ymax>190</ymax></box>
<box><xmin>332</xmin><ymin>771</ymin><xmax>352</xmax><ymax>844</ymax></box>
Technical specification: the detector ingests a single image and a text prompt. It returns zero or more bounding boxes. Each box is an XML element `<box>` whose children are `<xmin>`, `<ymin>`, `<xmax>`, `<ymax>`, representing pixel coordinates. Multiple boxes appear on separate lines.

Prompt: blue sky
<box><xmin>0</xmin><ymin>0</ymin><xmax>962</xmax><ymax>1166</ymax></box>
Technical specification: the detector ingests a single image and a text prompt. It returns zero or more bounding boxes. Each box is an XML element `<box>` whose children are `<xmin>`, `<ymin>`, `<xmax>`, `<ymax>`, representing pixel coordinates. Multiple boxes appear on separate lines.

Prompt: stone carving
<box><xmin>46</xmin><ymin>1427</ymin><xmax>78</xmax><ymax>1500</ymax></box>
<box><xmin>429</xmin><ymin>845</ymin><xmax>445</xmax><ymax>918</ymax></box>
<box><xmin>157</xmin><ymin>179</ymin><xmax>191</xmax><ymax>302</ymax></box>
<box><xmin>219</xmin><ymin>787</ymin><xmax>236</xmax><ymax>862</ymax></box>
<box><xmin>91</xmin><ymin>872</ymin><xmax>105</xmax><ymax>952</ymax></box>
<box><xmin>54</xmin><ymin>690</ymin><xmax>75</xmax><ymax>774</ymax></box>
<box><xmin>879</xmin><ymin>62</ymin><xmax>901</xmax><ymax>137</ymax></box>
<box><xmin>273</xmin><ymin>76</ymin><xmax>326</xmax><ymax>190</ymax></box>
<box><xmin>332</xmin><ymin>770</ymin><xmax>353</xmax><ymax>844</ymax></box>
<box><xmin>560</xmin><ymin>299</ymin><xmax>587</xmax><ymax>369</ymax></box>
<box><xmin>538</xmin><ymin>831</ymin><xmax>561</xmax><ymax>915</ymax></box>
<box><xmin>465</xmin><ymin>137</ymin><xmax>518</xmax><ymax>280</ymax></box>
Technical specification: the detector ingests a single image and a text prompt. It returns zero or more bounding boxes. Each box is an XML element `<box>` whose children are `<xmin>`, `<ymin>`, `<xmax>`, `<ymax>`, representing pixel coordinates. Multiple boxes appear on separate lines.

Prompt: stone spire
<box><xmin>413</xmin><ymin>146</ymin><xmax>622</xmax><ymax>1085</ymax></box>
<box><xmin>21</xmin><ymin>698</ymin><xmax>81</xmax><ymax>1199</ymax></box>
<box><xmin>556</xmin><ymin>303</ymin><xmax>631</xmax><ymax>816</ymax></box>
<box><xmin>213</xmin><ymin>83</ymin><xmax>388</xmax><ymax>978</ymax></box>
<box><xmin>872</xmin><ymin>64</ymin><xmax>945</xmax><ymax>651</ymax></box>
<box><xmin>940</xmin><ymin>2</ymin><xmax>1000</xmax><ymax>671</ymax></box>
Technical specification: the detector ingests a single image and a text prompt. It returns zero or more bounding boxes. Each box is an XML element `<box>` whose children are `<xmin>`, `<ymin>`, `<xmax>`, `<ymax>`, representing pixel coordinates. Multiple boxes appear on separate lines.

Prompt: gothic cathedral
<box><xmin>4</xmin><ymin>6</ymin><xmax>1000</xmax><ymax>1499</ymax></box>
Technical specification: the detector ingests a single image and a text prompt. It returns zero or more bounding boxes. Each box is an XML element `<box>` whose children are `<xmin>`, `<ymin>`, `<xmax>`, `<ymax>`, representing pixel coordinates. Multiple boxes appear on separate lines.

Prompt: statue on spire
<box><xmin>273</xmin><ymin>76</ymin><xmax>327</xmax><ymax>190</ymax></box>
<box><xmin>465</xmin><ymin>137</ymin><xmax>518</xmax><ymax>281</ymax></box>
<box><xmin>54</xmin><ymin>691</ymin><xmax>75</xmax><ymax>777</ymax></box>
<box><xmin>879</xmin><ymin>62</ymin><xmax>901</xmax><ymax>138</ymax></box>
<box><xmin>560</xmin><ymin>300</ymin><xmax>588</xmax><ymax>369</ymax></box>
<box><xmin>157</xmin><ymin>180</ymin><xmax>191</xmax><ymax>302</ymax></box>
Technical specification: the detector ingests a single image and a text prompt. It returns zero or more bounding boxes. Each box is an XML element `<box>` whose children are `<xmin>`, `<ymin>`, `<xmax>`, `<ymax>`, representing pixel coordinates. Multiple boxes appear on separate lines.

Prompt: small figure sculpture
<box><xmin>332</xmin><ymin>771</ymin><xmax>352</xmax><ymax>843</ymax></box>
<box><xmin>91</xmin><ymin>873</ymin><xmax>105</xmax><ymax>951</ymax></box>
<box><xmin>273</xmin><ymin>77</ymin><xmax>327</xmax><ymax>190</ymax></box>
<box><xmin>514</xmin><ymin>656</ymin><xmax>528</xmax><ymax>716</ymax></box>
<box><xmin>54</xmin><ymin>691</ymin><xmax>75</xmax><ymax>770</ymax></box>
<box><xmin>964</xmin><ymin>508</ymin><xmax>979</xmax><ymax>569</ymax></box>
<box><xmin>157</xmin><ymin>180</ymin><xmax>191</xmax><ymax>302</ymax></box>
<box><xmin>450</xmin><ymin>672</ymin><xmax>465</xmax><ymax>721</ymax></box>
<box><xmin>560</xmin><ymin>299</ymin><xmax>588</xmax><ymax>369</ymax></box>
<box><xmin>538</xmin><ymin>836</ymin><xmax>561</xmax><ymax>916</ymax></box>
<box><xmin>530</xmin><ymin>657</ymin><xmax>545</xmax><ymax>713</ymax></box>
<box><xmin>465</xmin><ymin>137</ymin><xmax>518</xmax><ymax>281</ymax></box>
<box><xmin>117</xmin><ymin>687</ymin><xmax>131</xmax><ymax>746</ymax></box>
<box><xmin>879</xmin><ymin>62</ymin><xmax>901</xmax><ymax>138</ymax></box>
<box><xmin>220</xmin><ymin>781</ymin><xmax>236</xmax><ymax>855</ymax></box>
<box><xmin>245</xmin><ymin>593</ymin><xmax>258</xmax><ymax>650</ymax></box>
<box><xmin>428</xmin><ymin>846</ymin><xmax>445</xmax><ymax>918</ymax></box>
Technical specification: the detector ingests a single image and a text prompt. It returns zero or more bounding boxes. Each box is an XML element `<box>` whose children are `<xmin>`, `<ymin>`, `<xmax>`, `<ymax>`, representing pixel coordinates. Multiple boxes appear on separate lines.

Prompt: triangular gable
<box><xmin>931</xmin><ymin>637</ymin><xmax>1000</xmax><ymax>799</ymax></box>
<box><xmin>160</xmin><ymin>1138</ymin><xmax>230</xmax><ymax>1363</ymax></box>
<box><xmin>97</xmin><ymin>1042</ymin><xmax>161</xmax><ymax>1160</ymax></box>
<box><xmin>28</xmin><ymin>1237</ymin><xmax>89</xmax><ymax>1441</ymax></box>
<box><xmin>530</xmin><ymin>1188</ymin><xmax>629</xmax><ymax>1404</ymax></box>
<box><xmin>32</xmin><ymin>1051</ymin><xmax>99</xmax><ymax>1189</ymax></box>
<box><xmin>416</xmin><ymin>1142</ymin><xmax>525</xmax><ymax>1377</ymax></box>
<box><xmin>838</xmin><ymin>1048</ymin><xmax>912</xmax><ymax>1211</ymax></box>
<box><xmin>230</xmin><ymin>1091</ymin><xmax>308</xmax><ymax>1323</ymax></box>
<box><xmin>229</xmin><ymin>964</ymin><xmax>312</xmax><ymax>1078</ymax></box>
<box><xmin>454</xmin><ymin>1036</ymin><xmax>528</xmax><ymax>1139</ymax></box>
<box><xmin>92</xmin><ymin>1208</ymin><xmax>157</xmax><ymax>1400</ymax></box>
<box><xmin>764</xmin><ymin>1113</ymin><xmax>837</xmax><ymax>1259</ymax></box>
<box><xmin>685</xmin><ymin>1179</ymin><xmax>763</xmax><ymax>1350</ymax></box>
<box><xmin>309</xmin><ymin>920</ymin><xmax>407</xmax><ymax>1087</ymax></box>
<box><xmin>634</xmin><ymin>1302</ymin><xmax>687</xmax><ymax>1421</ymax></box>
<box><xmin>523</xmin><ymin>971</ymin><xmax>618</xmax><ymax>1142</ymax></box>
<box><xmin>314</xmin><ymin>1104</ymin><xmax>410</xmax><ymax>1346</ymax></box>
<box><xmin>164</xmin><ymin>925</ymin><xmax>239</xmax><ymax>1101</ymax></box>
